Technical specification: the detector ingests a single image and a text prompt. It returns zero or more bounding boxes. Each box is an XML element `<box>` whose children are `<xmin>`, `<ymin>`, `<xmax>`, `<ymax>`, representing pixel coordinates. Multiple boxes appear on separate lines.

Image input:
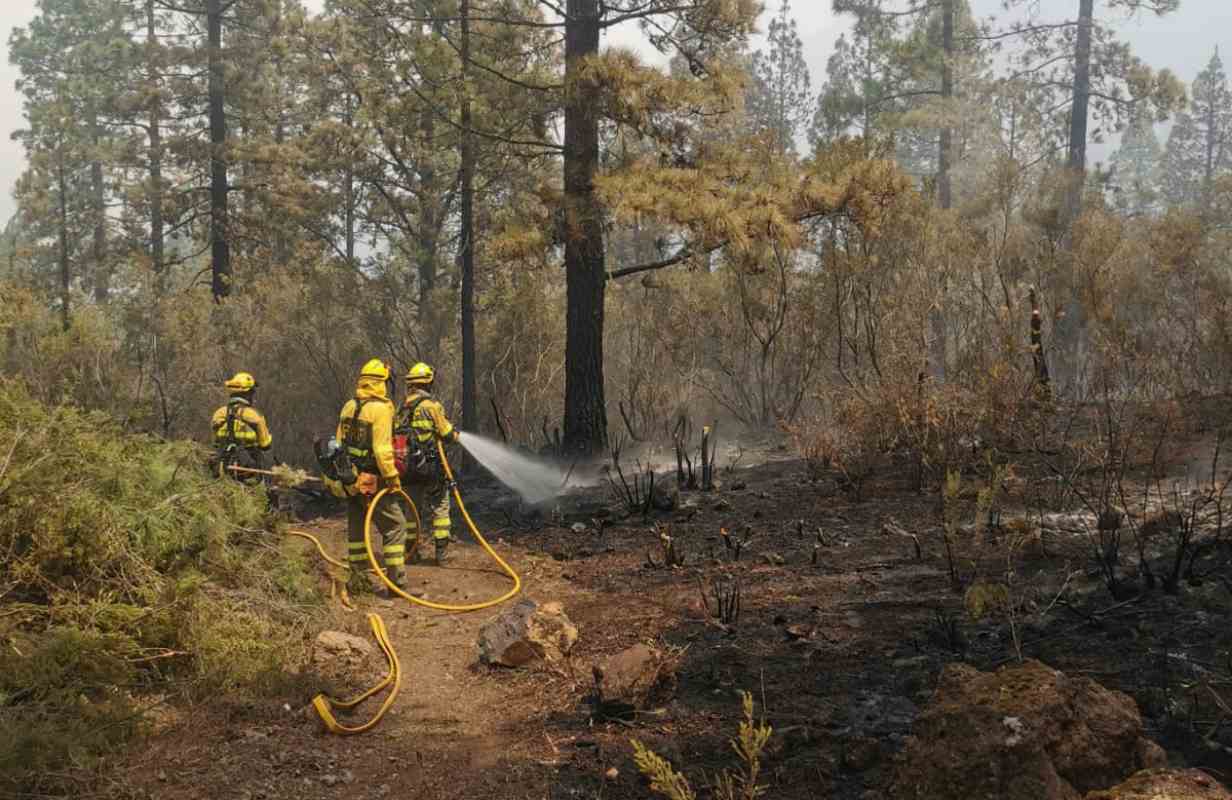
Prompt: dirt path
<box><xmin>116</xmin><ymin>453</ymin><xmax>1232</xmax><ymax>800</ymax></box>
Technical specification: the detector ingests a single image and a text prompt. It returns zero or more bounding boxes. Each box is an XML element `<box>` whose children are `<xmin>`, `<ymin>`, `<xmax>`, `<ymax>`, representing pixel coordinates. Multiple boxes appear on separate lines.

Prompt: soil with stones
<box><xmin>113</xmin><ymin>435</ymin><xmax>1232</xmax><ymax>800</ymax></box>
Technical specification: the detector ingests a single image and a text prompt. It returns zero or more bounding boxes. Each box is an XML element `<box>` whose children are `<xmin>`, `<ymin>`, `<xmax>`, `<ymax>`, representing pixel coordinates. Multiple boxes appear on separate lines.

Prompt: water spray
<box><xmin>456</xmin><ymin>432</ymin><xmax>573</xmax><ymax>505</ymax></box>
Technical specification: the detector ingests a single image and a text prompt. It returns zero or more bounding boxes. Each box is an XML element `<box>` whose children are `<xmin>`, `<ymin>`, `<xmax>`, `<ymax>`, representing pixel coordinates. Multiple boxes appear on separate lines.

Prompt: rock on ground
<box><xmin>593</xmin><ymin>643</ymin><xmax>674</xmax><ymax>708</ymax></box>
<box><xmin>891</xmin><ymin>659</ymin><xmax>1167</xmax><ymax>800</ymax></box>
<box><xmin>312</xmin><ymin>630</ymin><xmax>374</xmax><ymax>665</ymax></box>
<box><xmin>477</xmin><ymin>599</ymin><xmax>578</xmax><ymax>667</ymax></box>
<box><xmin>1084</xmin><ymin>769</ymin><xmax>1232</xmax><ymax>800</ymax></box>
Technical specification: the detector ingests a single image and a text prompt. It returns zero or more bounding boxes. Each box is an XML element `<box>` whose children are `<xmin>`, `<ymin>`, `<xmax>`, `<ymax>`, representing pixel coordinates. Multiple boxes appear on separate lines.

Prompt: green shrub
<box><xmin>0</xmin><ymin>379</ymin><xmax>320</xmax><ymax>795</ymax></box>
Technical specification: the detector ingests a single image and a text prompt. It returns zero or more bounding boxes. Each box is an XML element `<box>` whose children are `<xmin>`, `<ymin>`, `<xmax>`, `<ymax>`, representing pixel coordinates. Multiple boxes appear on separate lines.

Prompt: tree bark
<box><xmin>1065</xmin><ymin>0</ymin><xmax>1094</xmax><ymax>215</ymax></box>
<box><xmin>56</xmin><ymin>147</ymin><xmax>70</xmax><ymax>331</ymax></box>
<box><xmin>343</xmin><ymin>93</ymin><xmax>356</xmax><ymax>265</ymax></box>
<box><xmin>417</xmin><ymin>107</ymin><xmax>439</xmax><ymax>333</ymax></box>
<box><xmin>562</xmin><ymin>0</ymin><xmax>607</xmax><ymax>455</ymax></box>
<box><xmin>271</xmin><ymin>0</ymin><xmax>291</xmax><ymax>266</ymax></box>
<box><xmin>90</xmin><ymin>110</ymin><xmax>108</xmax><ymax>303</ymax></box>
<box><xmin>1204</xmin><ymin>84</ymin><xmax>1216</xmax><ymax>209</ymax></box>
<box><xmin>147</xmin><ymin>0</ymin><xmax>165</xmax><ymax>284</ymax></box>
<box><xmin>460</xmin><ymin>0</ymin><xmax>478</xmax><ymax>435</ymax></box>
<box><xmin>929</xmin><ymin>0</ymin><xmax>954</xmax><ymax>383</ymax></box>
<box><xmin>1053</xmin><ymin>0</ymin><xmax>1095</xmax><ymax>394</ymax></box>
<box><xmin>207</xmin><ymin>0</ymin><xmax>231</xmax><ymax>300</ymax></box>
<box><xmin>938</xmin><ymin>0</ymin><xmax>954</xmax><ymax>211</ymax></box>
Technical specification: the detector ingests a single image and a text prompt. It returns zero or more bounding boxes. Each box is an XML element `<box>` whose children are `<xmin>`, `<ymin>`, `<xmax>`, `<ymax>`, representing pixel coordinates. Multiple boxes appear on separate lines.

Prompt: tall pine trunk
<box><xmin>207</xmin><ymin>0</ymin><xmax>231</xmax><ymax>300</ymax></box>
<box><xmin>343</xmin><ymin>94</ymin><xmax>356</xmax><ymax>264</ymax></box>
<box><xmin>930</xmin><ymin>0</ymin><xmax>954</xmax><ymax>382</ymax></box>
<box><xmin>938</xmin><ymin>0</ymin><xmax>954</xmax><ymax>212</ymax></box>
<box><xmin>417</xmin><ymin>105</ymin><xmax>438</xmax><ymax>337</ymax></box>
<box><xmin>90</xmin><ymin>112</ymin><xmax>108</xmax><ymax>303</ymax></box>
<box><xmin>1051</xmin><ymin>0</ymin><xmax>1094</xmax><ymax>395</ymax></box>
<box><xmin>56</xmin><ymin>147</ymin><xmax>70</xmax><ymax>331</ymax></box>
<box><xmin>271</xmin><ymin>0</ymin><xmax>291</xmax><ymax>266</ymax></box>
<box><xmin>562</xmin><ymin>0</ymin><xmax>607</xmax><ymax>455</ymax></box>
<box><xmin>459</xmin><ymin>0</ymin><xmax>477</xmax><ymax>434</ymax></box>
<box><xmin>147</xmin><ymin>0</ymin><xmax>165</xmax><ymax>283</ymax></box>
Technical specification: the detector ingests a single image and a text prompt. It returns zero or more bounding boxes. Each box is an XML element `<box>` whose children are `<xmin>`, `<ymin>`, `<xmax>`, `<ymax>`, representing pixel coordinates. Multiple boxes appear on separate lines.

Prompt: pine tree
<box><xmin>1160</xmin><ymin>48</ymin><xmax>1232</xmax><ymax>210</ymax></box>
<box><xmin>811</xmin><ymin>5</ymin><xmax>901</xmax><ymax>146</ymax></box>
<box><xmin>10</xmin><ymin>0</ymin><xmax>136</xmax><ymax>318</ymax></box>
<box><xmin>745</xmin><ymin>0</ymin><xmax>812</xmax><ymax>156</ymax></box>
<box><xmin>1109</xmin><ymin>110</ymin><xmax>1161</xmax><ymax>216</ymax></box>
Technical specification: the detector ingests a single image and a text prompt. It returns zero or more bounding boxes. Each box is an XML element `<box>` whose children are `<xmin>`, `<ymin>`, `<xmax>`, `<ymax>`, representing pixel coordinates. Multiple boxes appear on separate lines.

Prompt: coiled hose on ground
<box><xmin>301</xmin><ymin>437</ymin><xmax>521</xmax><ymax>733</ymax></box>
<box><xmin>361</xmin><ymin>438</ymin><xmax>522</xmax><ymax>612</ymax></box>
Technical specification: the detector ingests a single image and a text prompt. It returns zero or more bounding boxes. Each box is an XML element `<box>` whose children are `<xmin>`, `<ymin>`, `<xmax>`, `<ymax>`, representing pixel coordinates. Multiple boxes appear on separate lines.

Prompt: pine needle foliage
<box><xmin>0</xmin><ymin>379</ymin><xmax>320</xmax><ymax>796</ymax></box>
<box><xmin>633</xmin><ymin>691</ymin><xmax>773</xmax><ymax>800</ymax></box>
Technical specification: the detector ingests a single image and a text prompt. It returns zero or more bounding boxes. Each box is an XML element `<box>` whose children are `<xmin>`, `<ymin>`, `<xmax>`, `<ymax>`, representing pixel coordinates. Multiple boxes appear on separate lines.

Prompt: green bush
<box><xmin>0</xmin><ymin>379</ymin><xmax>320</xmax><ymax>795</ymax></box>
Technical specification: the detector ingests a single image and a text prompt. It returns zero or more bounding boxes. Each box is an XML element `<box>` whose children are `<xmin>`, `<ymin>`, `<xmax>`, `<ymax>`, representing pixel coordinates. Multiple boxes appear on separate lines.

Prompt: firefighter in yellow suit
<box><xmin>401</xmin><ymin>362</ymin><xmax>460</xmax><ymax>566</ymax></box>
<box><xmin>336</xmin><ymin>359</ymin><xmax>411</xmax><ymax>595</ymax></box>
<box><xmin>211</xmin><ymin>372</ymin><xmax>273</xmax><ymax>481</ymax></box>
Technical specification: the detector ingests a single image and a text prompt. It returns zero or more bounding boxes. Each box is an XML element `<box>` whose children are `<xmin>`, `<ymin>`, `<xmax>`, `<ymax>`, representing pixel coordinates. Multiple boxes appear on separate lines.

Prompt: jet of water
<box><xmin>457</xmin><ymin>432</ymin><xmax>569</xmax><ymax>505</ymax></box>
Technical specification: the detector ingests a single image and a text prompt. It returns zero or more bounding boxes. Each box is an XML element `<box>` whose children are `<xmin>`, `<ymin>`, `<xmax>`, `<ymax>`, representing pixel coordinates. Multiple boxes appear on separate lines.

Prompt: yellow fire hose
<box><xmin>286</xmin><ymin>529</ymin><xmax>356</xmax><ymax>611</ymax></box>
<box><xmin>362</xmin><ymin>438</ymin><xmax>522</xmax><ymax>612</ymax></box>
<box><xmin>309</xmin><ymin>612</ymin><xmax>402</xmax><ymax>735</ymax></box>
<box><xmin>306</xmin><ymin>438</ymin><xmax>521</xmax><ymax>734</ymax></box>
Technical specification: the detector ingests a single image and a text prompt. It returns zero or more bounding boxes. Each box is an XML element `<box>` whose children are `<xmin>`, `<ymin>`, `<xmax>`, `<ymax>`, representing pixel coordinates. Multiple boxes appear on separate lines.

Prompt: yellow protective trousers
<box><xmin>347</xmin><ymin>492</ymin><xmax>408</xmax><ymax>577</ymax></box>
<box><xmin>407</xmin><ymin>480</ymin><xmax>451</xmax><ymax>544</ymax></box>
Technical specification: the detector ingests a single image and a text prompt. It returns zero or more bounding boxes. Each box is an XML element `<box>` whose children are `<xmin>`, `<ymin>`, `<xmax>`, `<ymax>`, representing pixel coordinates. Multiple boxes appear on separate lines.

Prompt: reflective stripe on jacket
<box><xmin>403</xmin><ymin>390</ymin><xmax>455</xmax><ymax>445</ymax></box>
<box><xmin>211</xmin><ymin>399</ymin><xmax>273</xmax><ymax>450</ymax></box>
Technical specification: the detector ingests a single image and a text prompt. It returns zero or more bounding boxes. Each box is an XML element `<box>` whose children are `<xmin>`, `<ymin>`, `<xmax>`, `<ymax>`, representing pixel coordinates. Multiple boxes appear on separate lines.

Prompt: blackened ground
<box><xmin>116</xmin><ymin>437</ymin><xmax>1232</xmax><ymax>800</ymax></box>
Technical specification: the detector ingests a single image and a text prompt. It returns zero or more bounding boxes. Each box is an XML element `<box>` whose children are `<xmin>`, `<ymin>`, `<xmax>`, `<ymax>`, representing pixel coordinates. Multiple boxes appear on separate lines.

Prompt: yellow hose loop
<box><xmin>363</xmin><ymin>440</ymin><xmax>521</xmax><ymax>612</ymax></box>
<box><xmin>310</xmin><ymin>612</ymin><xmax>401</xmax><ymax>735</ymax></box>
<box><xmin>287</xmin><ymin>529</ymin><xmax>348</xmax><ymax>570</ymax></box>
<box><xmin>287</xmin><ymin>529</ymin><xmax>355</xmax><ymax>611</ymax></box>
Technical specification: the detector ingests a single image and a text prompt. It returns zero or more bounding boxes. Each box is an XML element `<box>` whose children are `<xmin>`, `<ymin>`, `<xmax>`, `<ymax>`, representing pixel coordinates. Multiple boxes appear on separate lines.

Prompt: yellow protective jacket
<box><xmin>402</xmin><ymin>390</ymin><xmax>459</xmax><ymax>446</ymax></box>
<box><xmin>336</xmin><ymin>376</ymin><xmax>398</xmax><ymax>480</ymax></box>
<box><xmin>211</xmin><ymin>398</ymin><xmax>273</xmax><ymax>451</ymax></box>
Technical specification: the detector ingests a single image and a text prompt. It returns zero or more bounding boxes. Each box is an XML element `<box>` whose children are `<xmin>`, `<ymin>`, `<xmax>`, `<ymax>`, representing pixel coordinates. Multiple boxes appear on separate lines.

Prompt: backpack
<box><xmin>394</xmin><ymin>396</ymin><xmax>438</xmax><ymax>483</ymax></box>
<box><xmin>214</xmin><ymin>401</ymin><xmax>254</xmax><ymax>478</ymax></box>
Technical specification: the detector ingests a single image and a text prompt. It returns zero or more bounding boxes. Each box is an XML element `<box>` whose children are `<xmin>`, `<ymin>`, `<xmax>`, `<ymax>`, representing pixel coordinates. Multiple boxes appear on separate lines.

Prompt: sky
<box><xmin>0</xmin><ymin>0</ymin><xmax>1228</xmax><ymax>224</ymax></box>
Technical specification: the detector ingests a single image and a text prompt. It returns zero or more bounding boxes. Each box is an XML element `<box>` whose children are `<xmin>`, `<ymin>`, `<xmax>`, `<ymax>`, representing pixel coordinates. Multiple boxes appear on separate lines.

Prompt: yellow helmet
<box><xmin>360</xmin><ymin>358</ymin><xmax>391</xmax><ymax>381</ymax></box>
<box><xmin>224</xmin><ymin>372</ymin><xmax>257</xmax><ymax>393</ymax></box>
<box><xmin>406</xmin><ymin>362</ymin><xmax>434</xmax><ymax>385</ymax></box>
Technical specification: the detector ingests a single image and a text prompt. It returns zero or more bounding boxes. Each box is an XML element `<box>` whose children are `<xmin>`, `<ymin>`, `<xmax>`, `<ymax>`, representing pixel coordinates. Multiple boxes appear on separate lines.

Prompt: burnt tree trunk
<box><xmin>1052</xmin><ymin>0</ymin><xmax>1095</xmax><ymax>393</ymax></box>
<box><xmin>147</xmin><ymin>0</ymin><xmax>165</xmax><ymax>283</ymax></box>
<box><xmin>460</xmin><ymin>0</ymin><xmax>477</xmax><ymax>434</ymax></box>
<box><xmin>90</xmin><ymin>110</ymin><xmax>109</xmax><ymax>302</ymax></box>
<box><xmin>1030</xmin><ymin>286</ymin><xmax>1051</xmax><ymax>399</ymax></box>
<box><xmin>343</xmin><ymin>93</ymin><xmax>356</xmax><ymax>265</ymax></box>
<box><xmin>938</xmin><ymin>0</ymin><xmax>954</xmax><ymax>212</ymax></box>
<box><xmin>562</xmin><ymin>0</ymin><xmax>607</xmax><ymax>455</ymax></box>
<box><xmin>207</xmin><ymin>0</ymin><xmax>231</xmax><ymax>300</ymax></box>
<box><xmin>56</xmin><ymin>147</ymin><xmax>71</xmax><ymax>331</ymax></box>
<box><xmin>929</xmin><ymin>0</ymin><xmax>955</xmax><ymax>383</ymax></box>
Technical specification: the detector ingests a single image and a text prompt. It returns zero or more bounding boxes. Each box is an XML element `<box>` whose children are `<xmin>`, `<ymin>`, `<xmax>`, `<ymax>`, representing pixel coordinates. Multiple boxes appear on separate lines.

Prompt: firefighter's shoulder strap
<box><xmin>397</xmin><ymin>396</ymin><xmax>428</xmax><ymax>431</ymax></box>
<box><xmin>344</xmin><ymin>396</ymin><xmax>379</xmax><ymax>446</ymax></box>
<box><xmin>221</xmin><ymin>400</ymin><xmax>240</xmax><ymax>449</ymax></box>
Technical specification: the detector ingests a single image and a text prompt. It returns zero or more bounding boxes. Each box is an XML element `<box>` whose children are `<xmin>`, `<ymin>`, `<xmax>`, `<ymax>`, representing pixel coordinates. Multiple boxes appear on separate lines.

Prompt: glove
<box><xmin>382</xmin><ymin>475</ymin><xmax>402</xmax><ymax>492</ymax></box>
<box><xmin>450</xmin><ymin>429</ymin><xmax>461</xmax><ymax>444</ymax></box>
<box><xmin>323</xmin><ymin>477</ymin><xmax>349</xmax><ymax>499</ymax></box>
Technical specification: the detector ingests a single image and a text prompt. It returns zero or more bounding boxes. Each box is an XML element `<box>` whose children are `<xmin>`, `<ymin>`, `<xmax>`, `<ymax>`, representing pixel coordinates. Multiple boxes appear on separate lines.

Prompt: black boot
<box><xmin>382</xmin><ymin>568</ymin><xmax>422</xmax><ymax>599</ymax></box>
<box><xmin>434</xmin><ymin>537</ymin><xmax>450</xmax><ymax>567</ymax></box>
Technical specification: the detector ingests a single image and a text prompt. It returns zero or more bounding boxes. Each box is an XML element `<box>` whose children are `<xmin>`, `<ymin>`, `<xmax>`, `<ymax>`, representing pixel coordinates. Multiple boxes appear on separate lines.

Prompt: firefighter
<box><xmin>211</xmin><ymin>372</ymin><xmax>273</xmax><ymax>481</ymax></box>
<box><xmin>337</xmin><ymin>359</ymin><xmax>412</xmax><ymax>595</ymax></box>
<box><xmin>400</xmin><ymin>362</ymin><xmax>460</xmax><ymax>566</ymax></box>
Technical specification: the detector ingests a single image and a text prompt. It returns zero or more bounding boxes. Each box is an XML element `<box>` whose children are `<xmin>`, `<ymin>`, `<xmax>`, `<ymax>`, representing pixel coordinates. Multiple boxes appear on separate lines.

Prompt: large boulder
<box><xmin>1084</xmin><ymin>769</ymin><xmax>1232</xmax><ymax>800</ymax></box>
<box><xmin>892</xmin><ymin>660</ymin><xmax>1166</xmax><ymax>800</ymax></box>
<box><xmin>477</xmin><ymin>600</ymin><xmax>578</xmax><ymax>667</ymax></box>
